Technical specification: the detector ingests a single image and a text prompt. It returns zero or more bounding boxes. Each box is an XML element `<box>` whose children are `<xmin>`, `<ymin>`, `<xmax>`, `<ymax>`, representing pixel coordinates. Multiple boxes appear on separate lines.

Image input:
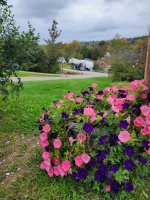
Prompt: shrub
<box><xmin>38</xmin><ymin>80</ymin><xmax>150</xmax><ymax>199</ymax></box>
<box><xmin>110</xmin><ymin>62</ymin><xmax>144</xmax><ymax>82</ymax></box>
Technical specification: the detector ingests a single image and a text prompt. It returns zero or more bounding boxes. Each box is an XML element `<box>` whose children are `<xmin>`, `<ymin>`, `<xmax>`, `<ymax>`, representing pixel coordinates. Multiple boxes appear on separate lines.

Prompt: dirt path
<box><xmin>0</xmin><ymin>133</ymin><xmax>39</xmax><ymax>189</ymax></box>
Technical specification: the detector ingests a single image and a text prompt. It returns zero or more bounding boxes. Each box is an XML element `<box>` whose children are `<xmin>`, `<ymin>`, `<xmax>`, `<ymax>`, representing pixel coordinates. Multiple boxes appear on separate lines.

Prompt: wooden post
<box><xmin>144</xmin><ymin>31</ymin><xmax>150</xmax><ymax>88</ymax></box>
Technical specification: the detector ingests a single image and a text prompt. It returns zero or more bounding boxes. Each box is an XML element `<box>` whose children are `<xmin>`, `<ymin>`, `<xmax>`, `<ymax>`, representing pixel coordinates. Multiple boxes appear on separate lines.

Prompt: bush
<box><xmin>38</xmin><ymin>80</ymin><xmax>150</xmax><ymax>199</ymax></box>
<box><xmin>110</xmin><ymin>62</ymin><xmax>144</xmax><ymax>82</ymax></box>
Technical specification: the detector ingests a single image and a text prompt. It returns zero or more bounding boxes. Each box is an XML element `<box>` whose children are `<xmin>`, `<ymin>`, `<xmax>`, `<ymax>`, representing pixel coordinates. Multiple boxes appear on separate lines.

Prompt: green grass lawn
<box><xmin>0</xmin><ymin>77</ymin><xmax>112</xmax><ymax>135</ymax></box>
<box><xmin>14</xmin><ymin>71</ymin><xmax>61</xmax><ymax>77</ymax></box>
<box><xmin>0</xmin><ymin>77</ymin><xmax>149</xmax><ymax>200</ymax></box>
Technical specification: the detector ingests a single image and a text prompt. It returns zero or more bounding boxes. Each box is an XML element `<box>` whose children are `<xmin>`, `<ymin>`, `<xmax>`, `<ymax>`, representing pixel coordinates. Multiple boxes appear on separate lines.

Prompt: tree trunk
<box><xmin>144</xmin><ymin>31</ymin><xmax>150</xmax><ymax>88</ymax></box>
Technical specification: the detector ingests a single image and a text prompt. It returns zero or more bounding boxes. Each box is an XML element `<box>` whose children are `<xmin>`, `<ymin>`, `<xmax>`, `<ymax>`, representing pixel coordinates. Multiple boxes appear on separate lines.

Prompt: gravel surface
<box><xmin>11</xmin><ymin>69</ymin><xmax>108</xmax><ymax>82</ymax></box>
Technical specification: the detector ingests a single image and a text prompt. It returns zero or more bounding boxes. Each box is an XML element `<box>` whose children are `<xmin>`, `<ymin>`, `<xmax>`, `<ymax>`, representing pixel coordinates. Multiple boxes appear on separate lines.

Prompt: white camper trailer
<box><xmin>69</xmin><ymin>58</ymin><xmax>94</xmax><ymax>71</ymax></box>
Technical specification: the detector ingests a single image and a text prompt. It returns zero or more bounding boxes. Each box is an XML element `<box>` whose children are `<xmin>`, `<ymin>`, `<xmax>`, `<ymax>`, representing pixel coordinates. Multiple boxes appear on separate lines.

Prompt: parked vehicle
<box><xmin>69</xmin><ymin>58</ymin><xmax>94</xmax><ymax>71</ymax></box>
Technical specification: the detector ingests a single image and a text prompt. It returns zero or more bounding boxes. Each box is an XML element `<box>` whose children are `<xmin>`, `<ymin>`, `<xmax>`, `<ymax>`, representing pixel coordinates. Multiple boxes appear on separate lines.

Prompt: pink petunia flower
<box><xmin>141</xmin><ymin>93</ymin><xmax>148</xmax><ymax>99</ymax></box>
<box><xmin>69</xmin><ymin>137</ymin><xmax>76</xmax><ymax>145</ymax></box>
<box><xmin>84</xmin><ymin>107</ymin><xmax>95</xmax><ymax>116</ymax></box>
<box><xmin>40</xmin><ymin>160</ymin><xmax>51</xmax><ymax>171</ymax></box>
<box><xmin>91</xmin><ymin>82</ymin><xmax>97</xmax><ymax>88</ymax></box>
<box><xmin>61</xmin><ymin>160</ymin><xmax>71</xmax><ymax>172</ymax></box>
<box><xmin>126</xmin><ymin>94</ymin><xmax>135</xmax><ymax>101</ymax></box>
<box><xmin>146</xmin><ymin>115</ymin><xmax>150</xmax><ymax>126</ymax></box>
<box><xmin>53</xmin><ymin>166</ymin><xmax>60</xmax><ymax>176</ymax></box>
<box><xmin>53</xmin><ymin>156</ymin><xmax>59</xmax><ymax>165</ymax></box>
<box><xmin>74</xmin><ymin>155</ymin><xmax>83</xmax><ymax>167</ymax></box>
<box><xmin>43</xmin><ymin>124</ymin><xmax>51</xmax><ymax>133</ymax></box>
<box><xmin>48</xmin><ymin>169</ymin><xmax>54</xmax><ymax>177</ymax></box>
<box><xmin>133</xmin><ymin>116</ymin><xmax>144</xmax><ymax>127</ymax></box>
<box><xmin>40</xmin><ymin>140</ymin><xmax>49</xmax><ymax>148</ymax></box>
<box><xmin>40</xmin><ymin>132</ymin><xmax>48</xmax><ymax>141</ymax></box>
<box><xmin>147</xmin><ymin>148</ymin><xmax>150</xmax><ymax>155</ymax></box>
<box><xmin>81</xmin><ymin>153</ymin><xmax>91</xmax><ymax>164</ymax></box>
<box><xmin>76</xmin><ymin>97</ymin><xmax>83</xmax><ymax>102</ymax></box>
<box><xmin>105</xmin><ymin>185</ymin><xmax>111</xmax><ymax>192</ymax></box>
<box><xmin>56</xmin><ymin>103</ymin><xmax>62</xmax><ymax>108</ymax></box>
<box><xmin>42</xmin><ymin>151</ymin><xmax>50</xmax><ymax>160</ymax></box>
<box><xmin>57</xmin><ymin>165</ymin><xmax>66</xmax><ymax>177</ymax></box>
<box><xmin>141</xmin><ymin>126</ymin><xmax>150</xmax><ymax>135</ymax></box>
<box><xmin>77</xmin><ymin>133</ymin><xmax>86</xmax><ymax>141</ymax></box>
<box><xmin>141</xmin><ymin>105</ymin><xmax>150</xmax><ymax>117</ymax></box>
<box><xmin>53</xmin><ymin>139</ymin><xmax>62</xmax><ymax>149</ymax></box>
<box><xmin>118</xmin><ymin>130</ymin><xmax>130</xmax><ymax>143</ymax></box>
<box><xmin>111</xmin><ymin>86</ymin><xmax>118</xmax><ymax>92</ymax></box>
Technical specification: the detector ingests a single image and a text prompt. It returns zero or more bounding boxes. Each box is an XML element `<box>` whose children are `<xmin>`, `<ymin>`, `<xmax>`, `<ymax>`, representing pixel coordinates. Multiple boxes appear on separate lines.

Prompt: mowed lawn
<box><xmin>0</xmin><ymin>77</ymin><xmax>149</xmax><ymax>200</ymax></box>
<box><xmin>0</xmin><ymin>77</ymin><xmax>113</xmax><ymax>135</ymax></box>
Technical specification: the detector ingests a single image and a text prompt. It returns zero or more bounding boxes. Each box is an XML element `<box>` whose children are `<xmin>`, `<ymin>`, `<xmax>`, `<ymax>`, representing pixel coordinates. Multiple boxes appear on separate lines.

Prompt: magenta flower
<box><xmin>84</xmin><ymin>107</ymin><xmax>95</xmax><ymax>116</ymax></box>
<box><xmin>42</xmin><ymin>151</ymin><xmax>50</xmax><ymax>160</ymax></box>
<box><xmin>133</xmin><ymin>116</ymin><xmax>144</xmax><ymax>127</ymax></box>
<box><xmin>105</xmin><ymin>185</ymin><xmax>111</xmax><ymax>192</ymax></box>
<box><xmin>91</xmin><ymin>82</ymin><xmax>97</xmax><ymax>88</ymax></box>
<box><xmin>43</xmin><ymin>124</ymin><xmax>51</xmax><ymax>133</ymax></box>
<box><xmin>81</xmin><ymin>153</ymin><xmax>91</xmax><ymax>164</ymax></box>
<box><xmin>75</xmin><ymin>155</ymin><xmax>83</xmax><ymax>167</ymax></box>
<box><xmin>141</xmin><ymin>105</ymin><xmax>150</xmax><ymax>117</ymax></box>
<box><xmin>53</xmin><ymin>139</ymin><xmax>62</xmax><ymax>149</ymax></box>
<box><xmin>118</xmin><ymin>131</ymin><xmax>130</xmax><ymax>143</ymax></box>
<box><xmin>61</xmin><ymin>160</ymin><xmax>71</xmax><ymax>172</ymax></box>
<box><xmin>40</xmin><ymin>132</ymin><xmax>48</xmax><ymax>141</ymax></box>
<box><xmin>77</xmin><ymin>133</ymin><xmax>86</xmax><ymax>141</ymax></box>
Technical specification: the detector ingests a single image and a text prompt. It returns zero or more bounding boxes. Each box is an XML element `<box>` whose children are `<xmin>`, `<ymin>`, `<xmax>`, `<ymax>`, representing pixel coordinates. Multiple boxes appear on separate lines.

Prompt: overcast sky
<box><xmin>7</xmin><ymin>0</ymin><xmax>150</xmax><ymax>43</ymax></box>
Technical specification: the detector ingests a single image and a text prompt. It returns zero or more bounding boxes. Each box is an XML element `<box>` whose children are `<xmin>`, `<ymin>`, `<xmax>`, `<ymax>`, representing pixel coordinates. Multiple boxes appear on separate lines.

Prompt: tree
<box><xmin>45</xmin><ymin>20</ymin><xmax>62</xmax><ymax>73</ymax></box>
<box><xmin>0</xmin><ymin>3</ymin><xmax>23</xmax><ymax>100</ymax></box>
<box><xmin>45</xmin><ymin>20</ymin><xmax>61</xmax><ymax>44</ymax></box>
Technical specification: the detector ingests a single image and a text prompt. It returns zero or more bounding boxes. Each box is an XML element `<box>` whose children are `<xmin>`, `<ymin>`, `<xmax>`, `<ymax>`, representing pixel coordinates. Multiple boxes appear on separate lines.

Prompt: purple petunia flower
<box><xmin>73</xmin><ymin>108</ymin><xmax>83</xmax><ymax>115</ymax></box>
<box><xmin>83</xmin><ymin>123</ymin><xmax>93</xmax><ymax>133</ymax></box>
<box><xmin>111</xmin><ymin>164</ymin><xmax>119</xmax><ymax>173</ymax></box>
<box><xmin>120</xmin><ymin>120</ymin><xmax>129</xmax><ymax>129</ymax></box>
<box><xmin>101</xmin><ymin>117</ymin><xmax>107</xmax><ymax>124</ymax></box>
<box><xmin>109</xmin><ymin>134</ymin><xmax>118</xmax><ymax>146</ymax></box>
<box><xmin>111</xmin><ymin>180</ymin><xmax>121</xmax><ymax>192</ymax></box>
<box><xmin>99</xmin><ymin>136</ymin><xmax>106</xmax><ymax>145</ymax></box>
<box><xmin>138</xmin><ymin>156</ymin><xmax>148</xmax><ymax>165</ymax></box>
<box><xmin>44</xmin><ymin>114</ymin><xmax>49</xmax><ymax>120</ymax></box>
<box><xmin>38</xmin><ymin>125</ymin><xmax>43</xmax><ymax>130</ymax></box>
<box><xmin>81</xmin><ymin>90</ymin><xmax>88</xmax><ymax>96</ymax></box>
<box><xmin>124</xmin><ymin>146</ymin><xmax>134</xmax><ymax>157</ymax></box>
<box><xmin>96</xmin><ymin>150</ymin><xmax>109</xmax><ymax>161</ymax></box>
<box><xmin>76</xmin><ymin>168</ymin><xmax>89</xmax><ymax>180</ymax></box>
<box><xmin>132</xmin><ymin>104</ymin><xmax>141</xmax><ymax>114</ymax></box>
<box><xmin>122</xmin><ymin>102</ymin><xmax>130</xmax><ymax>109</ymax></box>
<box><xmin>142</xmin><ymin>140</ymin><xmax>149</xmax><ymax>150</ymax></box>
<box><xmin>124</xmin><ymin>160</ymin><xmax>136</xmax><ymax>171</ymax></box>
<box><xmin>62</xmin><ymin>112</ymin><xmax>69</xmax><ymax>119</ymax></box>
<box><xmin>125</xmin><ymin>181</ymin><xmax>134</xmax><ymax>192</ymax></box>
<box><xmin>72</xmin><ymin>172</ymin><xmax>78</xmax><ymax>180</ymax></box>
<box><xmin>98</xmin><ymin>90</ymin><xmax>104</xmax><ymax>95</ymax></box>
<box><xmin>94</xmin><ymin>171</ymin><xmax>105</xmax><ymax>182</ymax></box>
<box><xmin>98</xmin><ymin>165</ymin><xmax>108</xmax><ymax>175</ymax></box>
<box><xmin>107</xmin><ymin>172</ymin><xmax>112</xmax><ymax>179</ymax></box>
<box><xmin>94</xmin><ymin>98</ymin><xmax>99</xmax><ymax>103</ymax></box>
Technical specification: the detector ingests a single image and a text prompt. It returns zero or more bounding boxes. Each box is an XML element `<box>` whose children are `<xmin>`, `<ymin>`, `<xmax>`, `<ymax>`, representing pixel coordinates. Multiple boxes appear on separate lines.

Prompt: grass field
<box><xmin>0</xmin><ymin>77</ymin><xmax>149</xmax><ymax>200</ymax></box>
<box><xmin>13</xmin><ymin>71</ymin><xmax>61</xmax><ymax>77</ymax></box>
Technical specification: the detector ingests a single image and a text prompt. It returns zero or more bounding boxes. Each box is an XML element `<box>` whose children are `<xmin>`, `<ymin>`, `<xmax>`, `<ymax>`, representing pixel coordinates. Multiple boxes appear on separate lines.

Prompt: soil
<box><xmin>0</xmin><ymin>132</ymin><xmax>39</xmax><ymax>189</ymax></box>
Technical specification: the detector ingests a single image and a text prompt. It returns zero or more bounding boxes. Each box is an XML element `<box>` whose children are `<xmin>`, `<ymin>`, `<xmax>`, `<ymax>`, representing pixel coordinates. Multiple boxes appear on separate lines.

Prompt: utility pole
<box><xmin>145</xmin><ymin>31</ymin><xmax>150</xmax><ymax>88</ymax></box>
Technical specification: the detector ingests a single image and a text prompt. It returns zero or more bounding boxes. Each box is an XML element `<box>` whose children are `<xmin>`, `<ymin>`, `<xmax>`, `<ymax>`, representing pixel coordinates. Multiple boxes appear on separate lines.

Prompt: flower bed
<box><xmin>38</xmin><ymin>80</ymin><xmax>150</xmax><ymax>198</ymax></box>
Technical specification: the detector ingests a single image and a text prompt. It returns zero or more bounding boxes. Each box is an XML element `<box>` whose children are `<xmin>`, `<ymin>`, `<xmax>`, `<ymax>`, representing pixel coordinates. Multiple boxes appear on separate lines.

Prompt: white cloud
<box><xmin>7</xmin><ymin>0</ymin><xmax>150</xmax><ymax>43</ymax></box>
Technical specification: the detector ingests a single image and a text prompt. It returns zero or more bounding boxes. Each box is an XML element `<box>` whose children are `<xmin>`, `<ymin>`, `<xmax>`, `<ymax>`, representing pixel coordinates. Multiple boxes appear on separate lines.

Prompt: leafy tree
<box><xmin>45</xmin><ymin>20</ymin><xmax>62</xmax><ymax>73</ymax></box>
<box><xmin>0</xmin><ymin>3</ymin><xmax>23</xmax><ymax>100</ymax></box>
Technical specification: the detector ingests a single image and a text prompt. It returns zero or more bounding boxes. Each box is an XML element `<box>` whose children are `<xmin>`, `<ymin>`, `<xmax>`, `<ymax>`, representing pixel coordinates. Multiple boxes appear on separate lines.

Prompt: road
<box><xmin>11</xmin><ymin>69</ymin><xmax>108</xmax><ymax>82</ymax></box>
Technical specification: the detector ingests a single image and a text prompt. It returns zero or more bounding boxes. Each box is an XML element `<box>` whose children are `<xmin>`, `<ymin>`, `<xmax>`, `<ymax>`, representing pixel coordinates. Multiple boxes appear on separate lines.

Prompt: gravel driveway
<box><xmin>11</xmin><ymin>69</ymin><xmax>108</xmax><ymax>82</ymax></box>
